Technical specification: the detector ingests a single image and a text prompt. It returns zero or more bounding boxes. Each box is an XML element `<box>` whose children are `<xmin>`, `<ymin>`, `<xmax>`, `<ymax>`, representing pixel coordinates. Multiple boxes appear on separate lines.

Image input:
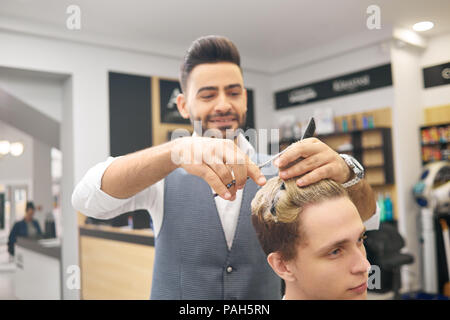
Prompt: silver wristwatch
<box><xmin>339</xmin><ymin>154</ymin><xmax>364</xmax><ymax>188</ymax></box>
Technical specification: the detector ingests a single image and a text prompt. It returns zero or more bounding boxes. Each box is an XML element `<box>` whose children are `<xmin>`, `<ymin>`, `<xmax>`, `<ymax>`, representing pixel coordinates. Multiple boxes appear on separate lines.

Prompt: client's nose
<box><xmin>351</xmin><ymin>246</ymin><xmax>371</xmax><ymax>275</ymax></box>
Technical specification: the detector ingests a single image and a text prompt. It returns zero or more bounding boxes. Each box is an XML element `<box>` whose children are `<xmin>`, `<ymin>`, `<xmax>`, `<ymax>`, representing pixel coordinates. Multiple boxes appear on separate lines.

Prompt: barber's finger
<box><xmin>274</xmin><ymin>138</ymin><xmax>323</xmax><ymax>169</ymax></box>
<box><xmin>222</xmin><ymin>143</ymin><xmax>245</xmax><ymax>188</ymax></box>
<box><xmin>225</xmin><ymin>149</ymin><xmax>247</xmax><ymax>190</ymax></box>
<box><xmin>208</xmin><ymin>161</ymin><xmax>236</xmax><ymax>198</ymax></box>
<box><xmin>200</xmin><ymin>165</ymin><xmax>233</xmax><ymax>200</ymax></box>
<box><xmin>227</xmin><ymin>163</ymin><xmax>246</xmax><ymax>190</ymax></box>
<box><xmin>295</xmin><ymin>163</ymin><xmax>335</xmax><ymax>187</ymax></box>
<box><xmin>246</xmin><ymin>158</ymin><xmax>267</xmax><ymax>186</ymax></box>
<box><xmin>279</xmin><ymin>152</ymin><xmax>331</xmax><ymax>180</ymax></box>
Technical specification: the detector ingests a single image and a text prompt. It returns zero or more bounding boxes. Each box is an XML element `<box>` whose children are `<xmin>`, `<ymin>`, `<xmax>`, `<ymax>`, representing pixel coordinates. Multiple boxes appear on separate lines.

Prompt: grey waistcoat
<box><xmin>150</xmin><ymin>160</ymin><xmax>281</xmax><ymax>299</ymax></box>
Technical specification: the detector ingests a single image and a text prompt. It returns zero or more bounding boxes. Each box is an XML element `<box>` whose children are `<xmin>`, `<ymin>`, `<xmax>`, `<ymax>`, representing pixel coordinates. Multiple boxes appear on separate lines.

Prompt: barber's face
<box><xmin>288</xmin><ymin>197</ymin><xmax>370</xmax><ymax>300</ymax></box>
<box><xmin>177</xmin><ymin>62</ymin><xmax>247</xmax><ymax>138</ymax></box>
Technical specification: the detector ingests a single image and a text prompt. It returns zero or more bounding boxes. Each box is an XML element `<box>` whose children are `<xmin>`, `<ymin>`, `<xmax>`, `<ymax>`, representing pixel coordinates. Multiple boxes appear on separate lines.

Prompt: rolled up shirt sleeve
<box><xmin>71</xmin><ymin>156</ymin><xmax>156</xmax><ymax>220</ymax></box>
<box><xmin>363</xmin><ymin>203</ymin><xmax>381</xmax><ymax>231</ymax></box>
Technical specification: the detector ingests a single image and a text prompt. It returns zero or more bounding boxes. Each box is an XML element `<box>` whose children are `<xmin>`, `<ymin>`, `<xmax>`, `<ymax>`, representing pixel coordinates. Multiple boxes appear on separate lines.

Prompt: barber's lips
<box><xmin>349</xmin><ymin>282</ymin><xmax>368</xmax><ymax>294</ymax></box>
<box><xmin>208</xmin><ymin>117</ymin><xmax>237</xmax><ymax>126</ymax></box>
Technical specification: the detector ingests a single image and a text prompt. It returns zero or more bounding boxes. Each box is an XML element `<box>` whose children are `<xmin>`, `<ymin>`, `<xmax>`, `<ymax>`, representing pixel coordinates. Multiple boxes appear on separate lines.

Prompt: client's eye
<box><xmin>358</xmin><ymin>234</ymin><xmax>368</xmax><ymax>244</ymax></box>
<box><xmin>329</xmin><ymin>248</ymin><xmax>341</xmax><ymax>257</ymax></box>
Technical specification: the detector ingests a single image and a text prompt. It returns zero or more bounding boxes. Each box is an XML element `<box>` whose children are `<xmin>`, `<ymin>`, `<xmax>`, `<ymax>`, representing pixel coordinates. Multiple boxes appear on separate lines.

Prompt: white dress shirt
<box><xmin>72</xmin><ymin>133</ymin><xmax>380</xmax><ymax>250</ymax></box>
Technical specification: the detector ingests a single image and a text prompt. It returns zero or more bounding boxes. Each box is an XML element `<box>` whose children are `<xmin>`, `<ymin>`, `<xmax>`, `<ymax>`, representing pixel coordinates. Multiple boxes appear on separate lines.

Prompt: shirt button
<box><xmin>226</xmin><ymin>266</ymin><xmax>233</xmax><ymax>273</ymax></box>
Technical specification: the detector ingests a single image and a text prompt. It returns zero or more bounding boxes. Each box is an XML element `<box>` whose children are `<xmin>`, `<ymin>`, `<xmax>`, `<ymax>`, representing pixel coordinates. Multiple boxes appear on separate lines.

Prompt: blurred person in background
<box><xmin>7</xmin><ymin>201</ymin><xmax>42</xmax><ymax>256</ymax></box>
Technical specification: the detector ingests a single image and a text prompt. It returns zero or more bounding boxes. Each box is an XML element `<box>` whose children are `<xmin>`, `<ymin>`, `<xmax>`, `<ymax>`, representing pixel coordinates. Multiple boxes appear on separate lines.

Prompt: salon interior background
<box><xmin>0</xmin><ymin>0</ymin><xmax>450</xmax><ymax>299</ymax></box>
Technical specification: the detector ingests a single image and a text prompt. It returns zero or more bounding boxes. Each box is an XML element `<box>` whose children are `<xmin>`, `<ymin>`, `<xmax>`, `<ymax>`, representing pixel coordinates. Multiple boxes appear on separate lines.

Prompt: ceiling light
<box><xmin>10</xmin><ymin>142</ymin><xmax>24</xmax><ymax>156</ymax></box>
<box><xmin>0</xmin><ymin>140</ymin><xmax>10</xmax><ymax>155</ymax></box>
<box><xmin>413</xmin><ymin>21</ymin><xmax>434</xmax><ymax>32</ymax></box>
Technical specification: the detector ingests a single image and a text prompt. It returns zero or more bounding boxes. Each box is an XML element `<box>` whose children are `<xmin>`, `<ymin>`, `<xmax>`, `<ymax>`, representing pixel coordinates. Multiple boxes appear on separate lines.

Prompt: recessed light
<box><xmin>413</xmin><ymin>21</ymin><xmax>434</xmax><ymax>32</ymax></box>
<box><xmin>0</xmin><ymin>140</ymin><xmax>10</xmax><ymax>155</ymax></box>
<box><xmin>10</xmin><ymin>142</ymin><xmax>24</xmax><ymax>156</ymax></box>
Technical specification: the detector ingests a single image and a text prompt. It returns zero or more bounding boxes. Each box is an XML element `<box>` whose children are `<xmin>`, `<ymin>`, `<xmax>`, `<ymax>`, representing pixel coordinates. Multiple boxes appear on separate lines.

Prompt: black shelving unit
<box><xmin>269</xmin><ymin>127</ymin><xmax>395</xmax><ymax>186</ymax></box>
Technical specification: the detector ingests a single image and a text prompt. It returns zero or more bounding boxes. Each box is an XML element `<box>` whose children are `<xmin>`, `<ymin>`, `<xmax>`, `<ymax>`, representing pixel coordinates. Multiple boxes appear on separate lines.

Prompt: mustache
<box><xmin>205</xmin><ymin>112</ymin><xmax>239</xmax><ymax>121</ymax></box>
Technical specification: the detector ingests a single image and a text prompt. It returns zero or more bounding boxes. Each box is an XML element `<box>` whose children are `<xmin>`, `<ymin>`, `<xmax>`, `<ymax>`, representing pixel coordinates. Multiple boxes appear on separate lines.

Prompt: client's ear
<box><xmin>267</xmin><ymin>252</ymin><xmax>296</xmax><ymax>282</ymax></box>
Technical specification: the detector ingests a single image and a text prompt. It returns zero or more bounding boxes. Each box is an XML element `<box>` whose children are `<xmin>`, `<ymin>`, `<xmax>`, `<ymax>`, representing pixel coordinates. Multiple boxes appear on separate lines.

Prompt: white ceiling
<box><xmin>1</xmin><ymin>0</ymin><xmax>450</xmax><ymax>69</ymax></box>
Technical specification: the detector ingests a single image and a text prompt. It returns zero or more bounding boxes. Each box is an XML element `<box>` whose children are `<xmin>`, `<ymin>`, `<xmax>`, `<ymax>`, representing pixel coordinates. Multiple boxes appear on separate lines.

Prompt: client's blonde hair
<box><xmin>251</xmin><ymin>177</ymin><xmax>348</xmax><ymax>261</ymax></box>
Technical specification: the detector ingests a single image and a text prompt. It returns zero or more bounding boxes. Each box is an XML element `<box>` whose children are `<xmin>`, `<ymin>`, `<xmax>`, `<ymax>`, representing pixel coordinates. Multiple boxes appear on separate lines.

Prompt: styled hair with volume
<box><xmin>251</xmin><ymin>177</ymin><xmax>348</xmax><ymax>261</ymax></box>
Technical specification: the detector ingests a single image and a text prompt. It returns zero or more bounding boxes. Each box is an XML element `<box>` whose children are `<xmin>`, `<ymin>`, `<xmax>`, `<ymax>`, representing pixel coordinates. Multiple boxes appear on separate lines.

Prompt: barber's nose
<box><xmin>351</xmin><ymin>247</ymin><xmax>371</xmax><ymax>275</ymax></box>
<box><xmin>214</xmin><ymin>92</ymin><xmax>232</xmax><ymax>113</ymax></box>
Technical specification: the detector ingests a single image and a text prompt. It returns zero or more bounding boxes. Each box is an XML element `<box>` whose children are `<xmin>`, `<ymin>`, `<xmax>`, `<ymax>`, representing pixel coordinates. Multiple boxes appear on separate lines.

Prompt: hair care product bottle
<box><xmin>368</xmin><ymin>114</ymin><xmax>375</xmax><ymax>129</ymax></box>
<box><xmin>342</xmin><ymin>118</ymin><xmax>348</xmax><ymax>132</ymax></box>
<box><xmin>384</xmin><ymin>193</ymin><xmax>393</xmax><ymax>221</ymax></box>
<box><xmin>362</xmin><ymin>114</ymin><xmax>369</xmax><ymax>129</ymax></box>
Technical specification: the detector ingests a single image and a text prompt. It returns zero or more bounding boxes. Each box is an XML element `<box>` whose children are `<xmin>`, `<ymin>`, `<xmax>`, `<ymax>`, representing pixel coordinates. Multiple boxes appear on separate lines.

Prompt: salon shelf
<box><xmin>421</xmin><ymin>141</ymin><xmax>449</xmax><ymax>146</ymax></box>
<box><xmin>420</xmin><ymin>123</ymin><xmax>450</xmax><ymax>165</ymax></box>
<box><xmin>270</xmin><ymin>127</ymin><xmax>395</xmax><ymax>186</ymax></box>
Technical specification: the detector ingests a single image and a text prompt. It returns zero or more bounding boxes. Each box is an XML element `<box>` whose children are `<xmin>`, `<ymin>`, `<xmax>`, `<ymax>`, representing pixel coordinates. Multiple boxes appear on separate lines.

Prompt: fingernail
<box><xmin>297</xmin><ymin>179</ymin><xmax>304</xmax><ymax>186</ymax></box>
<box><xmin>224</xmin><ymin>192</ymin><xmax>231</xmax><ymax>199</ymax></box>
<box><xmin>273</xmin><ymin>159</ymin><xmax>280</xmax><ymax>167</ymax></box>
<box><xmin>280</xmin><ymin>171</ymin><xmax>288</xmax><ymax>179</ymax></box>
<box><xmin>258</xmin><ymin>176</ymin><xmax>267</xmax><ymax>185</ymax></box>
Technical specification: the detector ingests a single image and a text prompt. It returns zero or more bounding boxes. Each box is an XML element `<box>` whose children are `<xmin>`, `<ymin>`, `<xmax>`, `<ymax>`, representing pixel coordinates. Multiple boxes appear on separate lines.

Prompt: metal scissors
<box><xmin>213</xmin><ymin>117</ymin><xmax>316</xmax><ymax>198</ymax></box>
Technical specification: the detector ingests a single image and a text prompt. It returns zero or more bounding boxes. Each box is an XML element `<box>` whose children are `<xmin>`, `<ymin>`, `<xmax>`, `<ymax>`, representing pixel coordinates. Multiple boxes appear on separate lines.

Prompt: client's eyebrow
<box><xmin>317</xmin><ymin>226</ymin><xmax>367</xmax><ymax>255</ymax></box>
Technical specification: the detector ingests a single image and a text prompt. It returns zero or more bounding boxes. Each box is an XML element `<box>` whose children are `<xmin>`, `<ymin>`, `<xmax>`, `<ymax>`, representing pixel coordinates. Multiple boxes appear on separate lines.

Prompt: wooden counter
<box><xmin>79</xmin><ymin>225</ymin><xmax>155</xmax><ymax>300</ymax></box>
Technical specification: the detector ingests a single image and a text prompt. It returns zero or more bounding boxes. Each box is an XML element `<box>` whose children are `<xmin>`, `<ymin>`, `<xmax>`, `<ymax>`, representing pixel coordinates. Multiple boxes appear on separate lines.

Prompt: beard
<box><xmin>190</xmin><ymin>111</ymin><xmax>247</xmax><ymax>140</ymax></box>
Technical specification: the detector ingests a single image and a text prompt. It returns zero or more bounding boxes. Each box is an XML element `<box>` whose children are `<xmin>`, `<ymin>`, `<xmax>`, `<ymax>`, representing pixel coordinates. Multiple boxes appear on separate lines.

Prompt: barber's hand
<box><xmin>273</xmin><ymin>137</ymin><xmax>351</xmax><ymax>186</ymax></box>
<box><xmin>171</xmin><ymin>136</ymin><xmax>266</xmax><ymax>200</ymax></box>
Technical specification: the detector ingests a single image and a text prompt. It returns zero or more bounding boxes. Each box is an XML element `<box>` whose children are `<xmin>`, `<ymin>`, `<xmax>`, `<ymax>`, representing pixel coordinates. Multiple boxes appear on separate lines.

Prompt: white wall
<box><xmin>420</xmin><ymin>33</ymin><xmax>450</xmax><ymax>108</ymax></box>
<box><xmin>60</xmin><ymin>77</ymin><xmax>76</xmax><ymax>300</ymax></box>
<box><xmin>32</xmin><ymin>138</ymin><xmax>53</xmax><ymax>229</ymax></box>
<box><xmin>390</xmin><ymin>44</ymin><xmax>424</xmax><ymax>292</ymax></box>
<box><xmin>0</xmin><ymin>68</ymin><xmax>63</xmax><ymax>122</ymax></box>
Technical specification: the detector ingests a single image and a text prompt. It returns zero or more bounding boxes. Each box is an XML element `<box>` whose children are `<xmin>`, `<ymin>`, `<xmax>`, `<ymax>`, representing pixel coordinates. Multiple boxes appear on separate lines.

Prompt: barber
<box><xmin>72</xmin><ymin>35</ymin><xmax>379</xmax><ymax>299</ymax></box>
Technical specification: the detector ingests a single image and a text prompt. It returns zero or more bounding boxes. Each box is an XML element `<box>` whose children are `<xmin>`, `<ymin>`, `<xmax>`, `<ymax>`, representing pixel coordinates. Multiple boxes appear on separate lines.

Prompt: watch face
<box><xmin>352</xmin><ymin>158</ymin><xmax>364</xmax><ymax>178</ymax></box>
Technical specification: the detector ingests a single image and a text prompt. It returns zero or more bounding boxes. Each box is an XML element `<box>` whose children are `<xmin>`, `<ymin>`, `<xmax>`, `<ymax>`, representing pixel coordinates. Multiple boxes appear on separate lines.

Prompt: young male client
<box><xmin>252</xmin><ymin>177</ymin><xmax>371</xmax><ymax>300</ymax></box>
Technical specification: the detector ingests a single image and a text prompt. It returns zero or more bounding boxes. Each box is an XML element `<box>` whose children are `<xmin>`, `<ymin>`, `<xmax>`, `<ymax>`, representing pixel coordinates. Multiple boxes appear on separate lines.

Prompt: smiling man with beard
<box><xmin>72</xmin><ymin>35</ymin><xmax>379</xmax><ymax>299</ymax></box>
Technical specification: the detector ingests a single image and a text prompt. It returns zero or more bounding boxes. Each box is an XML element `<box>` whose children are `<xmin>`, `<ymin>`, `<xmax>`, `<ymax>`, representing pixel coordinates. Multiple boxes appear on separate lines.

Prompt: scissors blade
<box><xmin>258</xmin><ymin>117</ymin><xmax>316</xmax><ymax>168</ymax></box>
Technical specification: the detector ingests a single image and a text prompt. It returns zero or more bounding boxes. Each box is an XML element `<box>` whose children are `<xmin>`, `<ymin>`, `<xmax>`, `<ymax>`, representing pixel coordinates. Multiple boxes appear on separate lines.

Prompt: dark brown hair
<box><xmin>179</xmin><ymin>35</ymin><xmax>241</xmax><ymax>93</ymax></box>
<box><xmin>251</xmin><ymin>177</ymin><xmax>348</xmax><ymax>261</ymax></box>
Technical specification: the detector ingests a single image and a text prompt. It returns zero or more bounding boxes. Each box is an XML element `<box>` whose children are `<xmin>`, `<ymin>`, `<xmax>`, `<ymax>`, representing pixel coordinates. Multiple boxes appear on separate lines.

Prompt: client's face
<box><xmin>288</xmin><ymin>197</ymin><xmax>370</xmax><ymax>300</ymax></box>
